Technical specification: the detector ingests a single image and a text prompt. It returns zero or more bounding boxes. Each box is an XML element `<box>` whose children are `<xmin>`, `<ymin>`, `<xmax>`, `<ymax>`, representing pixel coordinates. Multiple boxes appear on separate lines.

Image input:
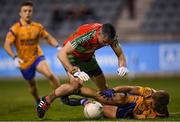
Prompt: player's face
<box><xmin>98</xmin><ymin>29</ymin><xmax>113</xmax><ymax>46</ymax></box>
<box><xmin>19</xmin><ymin>5</ymin><xmax>33</xmax><ymax>22</ymax></box>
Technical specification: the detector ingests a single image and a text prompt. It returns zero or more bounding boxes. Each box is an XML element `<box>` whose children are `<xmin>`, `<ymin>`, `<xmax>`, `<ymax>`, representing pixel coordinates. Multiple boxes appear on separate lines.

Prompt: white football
<box><xmin>83</xmin><ymin>101</ymin><xmax>103</xmax><ymax>119</ymax></box>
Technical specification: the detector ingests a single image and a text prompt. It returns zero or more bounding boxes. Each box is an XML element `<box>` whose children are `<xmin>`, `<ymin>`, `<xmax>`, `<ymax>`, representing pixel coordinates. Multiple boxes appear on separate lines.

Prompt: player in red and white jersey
<box><xmin>36</xmin><ymin>23</ymin><xmax>129</xmax><ymax>118</ymax></box>
<box><xmin>58</xmin><ymin>23</ymin><xmax>129</xmax><ymax>105</ymax></box>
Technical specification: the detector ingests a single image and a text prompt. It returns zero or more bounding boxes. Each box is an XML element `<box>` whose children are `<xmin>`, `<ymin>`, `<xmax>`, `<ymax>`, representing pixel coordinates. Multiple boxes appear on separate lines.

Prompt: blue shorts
<box><xmin>20</xmin><ymin>56</ymin><xmax>45</xmax><ymax>80</ymax></box>
<box><xmin>116</xmin><ymin>102</ymin><xmax>136</xmax><ymax>119</ymax></box>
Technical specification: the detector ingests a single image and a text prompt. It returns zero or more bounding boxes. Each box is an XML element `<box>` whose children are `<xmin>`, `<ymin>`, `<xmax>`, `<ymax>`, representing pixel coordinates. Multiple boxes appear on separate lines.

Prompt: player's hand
<box><xmin>99</xmin><ymin>89</ymin><xmax>115</xmax><ymax>100</ymax></box>
<box><xmin>73</xmin><ymin>71</ymin><xmax>90</xmax><ymax>82</ymax></box>
<box><xmin>117</xmin><ymin>67</ymin><xmax>129</xmax><ymax>77</ymax></box>
<box><xmin>13</xmin><ymin>56</ymin><xmax>23</xmax><ymax>68</ymax></box>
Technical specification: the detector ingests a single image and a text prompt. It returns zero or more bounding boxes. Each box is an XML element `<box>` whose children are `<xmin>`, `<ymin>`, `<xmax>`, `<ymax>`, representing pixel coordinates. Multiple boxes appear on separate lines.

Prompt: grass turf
<box><xmin>0</xmin><ymin>76</ymin><xmax>180</xmax><ymax>121</ymax></box>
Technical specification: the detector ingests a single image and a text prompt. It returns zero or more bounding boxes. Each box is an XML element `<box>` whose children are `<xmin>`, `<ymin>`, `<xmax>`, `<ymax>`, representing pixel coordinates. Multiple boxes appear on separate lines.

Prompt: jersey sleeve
<box><xmin>5</xmin><ymin>26</ymin><xmax>17</xmax><ymax>43</ymax></box>
<box><xmin>39</xmin><ymin>24</ymin><xmax>49</xmax><ymax>38</ymax></box>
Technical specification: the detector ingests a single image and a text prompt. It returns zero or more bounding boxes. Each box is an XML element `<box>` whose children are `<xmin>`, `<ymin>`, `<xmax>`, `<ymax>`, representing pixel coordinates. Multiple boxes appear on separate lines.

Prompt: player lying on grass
<box><xmin>36</xmin><ymin>85</ymin><xmax>169</xmax><ymax>119</ymax></box>
<box><xmin>80</xmin><ymin>86</ymin><xmax>169</xmax><ymax>119</ymax></box>
<box><xmin>58</xmin><ymin>22</ymin><xmax>128</xmax><ymax>105</ymax></box>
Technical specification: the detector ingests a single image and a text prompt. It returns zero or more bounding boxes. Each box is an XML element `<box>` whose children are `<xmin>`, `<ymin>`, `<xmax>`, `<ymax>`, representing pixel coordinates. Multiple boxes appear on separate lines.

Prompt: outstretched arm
<box><xmin>113</xmin><ymin>86</ymin><xmax>140</xmax><ymax>94</ymax></box>
<box><xmin>79</xmin><ymin>86</ymin><xmax>127</xmax><ymax>105</ymax></box>
<box><xmin>113</xmin><ymin>85</ymin><xmax>155</xmax><ymax>98</ymax></box>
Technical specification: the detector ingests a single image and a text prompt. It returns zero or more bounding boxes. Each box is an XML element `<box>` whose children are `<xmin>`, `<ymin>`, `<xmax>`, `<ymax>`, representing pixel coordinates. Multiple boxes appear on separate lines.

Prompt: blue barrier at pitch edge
<box><xmin>0</xmin><ymin>42</ymin><xmax>180</xmax><ymax>77</ymax></box>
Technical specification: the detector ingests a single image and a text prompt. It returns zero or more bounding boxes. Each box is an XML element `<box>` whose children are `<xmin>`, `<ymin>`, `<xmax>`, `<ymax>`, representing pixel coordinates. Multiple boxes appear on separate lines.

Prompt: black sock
<box><xmin>61</xmin><ymin>95</ymin><xmax>82</xmax><ymax>106</ymax></box>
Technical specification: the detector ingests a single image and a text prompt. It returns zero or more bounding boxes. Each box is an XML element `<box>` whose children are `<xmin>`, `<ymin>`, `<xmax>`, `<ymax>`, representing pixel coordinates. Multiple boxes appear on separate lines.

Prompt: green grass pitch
<box><xmin>0</xmin><ymin>76</ymin><xmax>180</xmax><ymax>121</ymax></box>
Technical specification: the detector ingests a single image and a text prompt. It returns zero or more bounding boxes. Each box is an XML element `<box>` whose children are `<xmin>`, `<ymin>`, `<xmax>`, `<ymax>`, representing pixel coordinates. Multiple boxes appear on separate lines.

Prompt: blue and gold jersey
<box><xmin>5</xmin><ymin>20</ymin><xmax>49</xmax><ymax>69</ymax></box>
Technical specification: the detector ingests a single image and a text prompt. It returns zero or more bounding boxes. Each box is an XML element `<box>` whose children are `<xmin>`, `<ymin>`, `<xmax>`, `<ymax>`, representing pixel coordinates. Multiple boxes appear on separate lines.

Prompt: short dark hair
<box><xmin>152</xmin><ymin>90</ymin><xmax>170</xmax><ymax>107</ymax></box>
<box><xmin>152</xmin><ymin>90</ymin><xmax>170</xmax><ymax>117</ymax></box>
<box><xmin>101</xmin><ymin>23</ymin><xmax>116</xmax><ymax>41</ymax></box>
<box><xmin>20</xmin><ymin>1</ymin><xmax>33</xmax><ymax>8</ymax></box>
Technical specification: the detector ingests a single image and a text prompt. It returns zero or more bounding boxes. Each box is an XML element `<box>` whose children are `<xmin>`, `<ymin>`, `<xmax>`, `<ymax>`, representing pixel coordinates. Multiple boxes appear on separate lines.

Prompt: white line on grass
<box><xmin>170</xmin><ymin>112</ymin><xmax>180</xmax><ymax>115</ymax></box>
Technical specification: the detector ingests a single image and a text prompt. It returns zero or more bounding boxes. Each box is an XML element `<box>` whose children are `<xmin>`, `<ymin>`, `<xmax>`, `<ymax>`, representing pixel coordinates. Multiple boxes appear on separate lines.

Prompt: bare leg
<box><xmin>36</xmin><ymin>60</ymin><xmax>60</xmax><ymax>89</ymax></box>
<box><xmin>91</xmin><ymin>73</ymin><xmax>108</xmax><ymax>91</ymax></box>
<box><xmin>47</xmin><ymin>74</ymin><xmax>82</xmax><ymax>103</ymax></box>
<box><xmin>79</xmin><ymin>86</ymin><xmax>98</xmax><ymax>98</ymax></box>
<box><xmin>28</xmin><ymin>78</ymin><xmax>40</xmax><ymax>101</ymax></box>
<box><xmin>36</xmin><ymin>76</ymin><xmax>82</xmax><ymax>118</ymax></box>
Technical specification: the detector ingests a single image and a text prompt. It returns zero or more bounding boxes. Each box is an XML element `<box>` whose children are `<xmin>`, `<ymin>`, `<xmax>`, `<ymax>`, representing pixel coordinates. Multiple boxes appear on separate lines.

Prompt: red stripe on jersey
<box><xmin>9</xmin><ymin>29</ymin><xmax>16</xmax><ymax>38</ymax></box>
